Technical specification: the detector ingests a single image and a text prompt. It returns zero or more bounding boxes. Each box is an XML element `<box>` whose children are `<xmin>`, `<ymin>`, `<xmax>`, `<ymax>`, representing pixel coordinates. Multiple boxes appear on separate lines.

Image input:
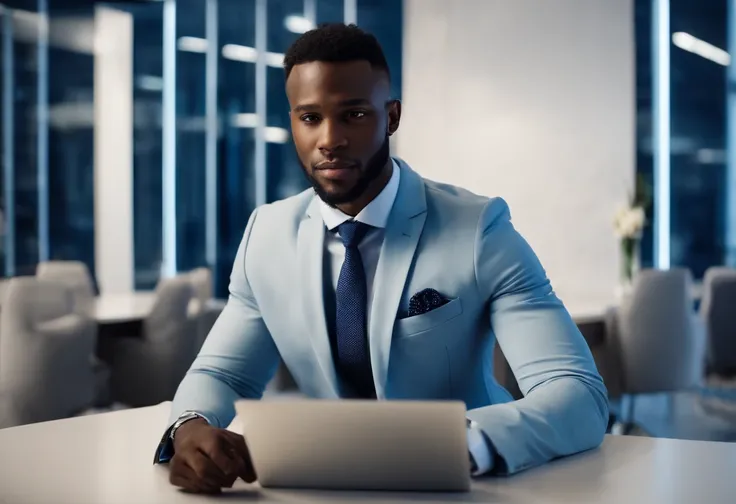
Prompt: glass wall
<box><xmin>47</xmin><ymin>4</ymin><xmax>95</xmax><ymax>281</ymax></box>
<box><xmin>175</xmin><ymin>0</ymin><xmax>207</xmax><ymax>274</ymax></box>
<box><xmin>637</xmin><ymin>0</ymin><xmax>732</xmax><ymax>278</ymax></box>
<box><xmin>0</xmin><ymin>0</ymin><xmax>403</xmax><ymax>297</ymax></box>
<box><xmin>1</xmin><ymin>2</ymin><xmax>96</xmax><ymax>279</ymax></box>
<box><xmin>358</xmin><ymin>0</ymin><xmax>402</xmax><ymax>101</ymax></box>
<box><xmin>11</xmin><ymin>7</ymin><xmax>42</xmax><ymax>275</ymax></box>
<box><xmin>128</xmin><ymin>1</ymin><xmax>165</xmax><ymax>290</ymax></box>
<box><xmin>266</xmin><ymin>0</ymin><xmax>309</xmax><ymax>205</ymax></box>
<box><xmin>0</xmin><ymin>7</ymin><xmax>6</xmax><ymax>273</ymax></box>
<box><xmin>216</xmin><ymin>0</ymin><xmax>257</xmax><ymax>295</ymax></box>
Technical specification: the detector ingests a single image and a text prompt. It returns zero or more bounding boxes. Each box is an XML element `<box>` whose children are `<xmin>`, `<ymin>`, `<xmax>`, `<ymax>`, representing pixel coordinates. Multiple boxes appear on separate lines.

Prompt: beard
<box><xmin>301</xmin><ymin>135</ymin><xmax>390</xmax><ymax>208</ymax></box>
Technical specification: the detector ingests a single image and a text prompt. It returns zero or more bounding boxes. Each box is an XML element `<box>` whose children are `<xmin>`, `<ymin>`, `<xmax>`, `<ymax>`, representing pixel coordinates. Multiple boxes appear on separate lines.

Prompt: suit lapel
<box><xmin>298</xmin><ymin>197</ymin><xmax>339</xmax><ymax>397</ymax></box>
<box><xmin>369</xmin><ymin>160</ymin><xmax>428</xmax><ymax>398</ymax></box>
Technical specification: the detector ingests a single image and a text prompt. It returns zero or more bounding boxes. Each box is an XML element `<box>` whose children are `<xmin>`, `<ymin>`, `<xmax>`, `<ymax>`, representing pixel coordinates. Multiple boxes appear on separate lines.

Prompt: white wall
<box><xmin>398</xmin><ymin>0</ymin><xmax>635</xmax><ymax>314</ymax></box>
<box><xmin>94</xmin><ymin>7</ymin><xmax>134</xmax><ymax>294</ymax></box>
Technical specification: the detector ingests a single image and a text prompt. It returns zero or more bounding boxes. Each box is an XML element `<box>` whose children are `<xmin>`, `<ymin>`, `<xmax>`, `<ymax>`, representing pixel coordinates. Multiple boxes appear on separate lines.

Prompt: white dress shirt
<box><xmin>319</xmin><ymin>159</ymin><xmax>401</xmax><ymax>326</ymax></box>
<box><xmin>317</xmin><ymin>160</ymin><xmax>493</xmax><ymax>476</ymax></box>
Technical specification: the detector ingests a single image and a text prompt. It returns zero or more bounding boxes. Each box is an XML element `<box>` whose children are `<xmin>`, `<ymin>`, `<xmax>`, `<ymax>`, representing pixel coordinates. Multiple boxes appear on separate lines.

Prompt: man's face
<box><xmin>286</xmin><ymin>60</ymin><xmax>401</xmax><ymax>207</ymax></box>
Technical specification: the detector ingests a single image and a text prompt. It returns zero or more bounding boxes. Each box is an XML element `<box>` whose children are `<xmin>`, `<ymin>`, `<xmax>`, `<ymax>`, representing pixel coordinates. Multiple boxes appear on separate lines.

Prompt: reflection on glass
<box><xmin>266</xmin><ymin>0</ymin><xmax>305</xmax><ymax>204</ymax></box>
<box><xmin>176</xmin><ymin>0</ymin><xmax>207</xmax><ymax>273</ymax></box>
<box><xmin>317</xmin><ymin>0</ymin><xmax>344</xmax><ymax>25</ymax></box>
<box><xmin>0</xmin><ymin>8</ymin><xmax>6</xmax><ymax>274</ymax></box>
<box><xmin>216</xmin><ymin>0</ymin><xmax>257</xmax><ymax>297</ymax></box>
<box><xmin>128</xmin><ymin>1</ymin><xmax>165</xmax><ymax>289</ymax></box>
<box><xmin>13</xmin><ymin>8</ymin><xmax>40</xmax><ymax>275</ymax></box>
<box><xmin>48</xmin><ymin>5</ymin><xmax>95</xmax><ymax>281</ymax></box>
<box><xmin>669</xmin><ymin>0</ymin><xmax>727</xmax><ymax>277</ymax></box>
<box><xmin>637</xmin><ymin>0</ymin><xmax>729</xmax><ymax>277</ymax></box>
<box><xmin>0</xmin><ymin>0</ymin><xmax>403</xmax><ymax>297</ymax></box>
<box><xmin>358</xmin><ymin>0</ymin><xmax>402</xmax><ymax>101</ymax></box>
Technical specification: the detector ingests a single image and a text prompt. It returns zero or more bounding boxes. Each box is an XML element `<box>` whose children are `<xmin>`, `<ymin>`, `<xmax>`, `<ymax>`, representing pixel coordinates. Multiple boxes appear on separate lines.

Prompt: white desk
<box><xmin>0</xmin><ymin>403</ymin><xmax>734</xmax><ymax>504</ymax></box>
<box><xmin>92</xmin><ymin>292</ymin><xmax>158</xmax><ymax>324</ymax></box>
<box><xmin>92</xmin><ymin>294</ymin><xmax>226</xmax><ymax>324</ymax></box>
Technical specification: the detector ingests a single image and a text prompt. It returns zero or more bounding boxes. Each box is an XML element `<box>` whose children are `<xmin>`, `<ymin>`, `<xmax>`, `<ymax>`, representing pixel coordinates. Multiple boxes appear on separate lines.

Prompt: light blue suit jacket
<box><xmin>169</xmin><ymin>159</ymin><xmax>609</xmax><ymax>475</ymax></box>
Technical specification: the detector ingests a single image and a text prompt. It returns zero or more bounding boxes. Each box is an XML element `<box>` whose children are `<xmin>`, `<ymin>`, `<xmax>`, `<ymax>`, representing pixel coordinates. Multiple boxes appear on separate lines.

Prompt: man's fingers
<box><xmin>169</xmin><ymin>455</ymin><xmax>221</xmax><ymax>494</ymax></box>
<box><xmin>221</xmin><ymin>433</ymin><xmax>257</xmax><ymax>483</ymax></box>
<box><xmin>200</xmin><ymin>435</ymin><xmax>244</xmax><ymax>480</ymax></box>
<box><xmin>187</xmin><ymin>450</ymin><xmax>231</xmax><ymax>489</ymax></box>
<box><xmin>197</xmin><ymin>446</ymin><xmax>239</xmax><ymax>488</ymax></box>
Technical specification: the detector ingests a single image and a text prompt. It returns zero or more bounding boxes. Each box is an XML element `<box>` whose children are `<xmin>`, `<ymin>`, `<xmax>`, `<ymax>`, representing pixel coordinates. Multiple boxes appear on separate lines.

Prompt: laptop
<box><xmin>234</xmin><ymin>399</ymin><xmax>471</xmax><ymax>492</ymax></box>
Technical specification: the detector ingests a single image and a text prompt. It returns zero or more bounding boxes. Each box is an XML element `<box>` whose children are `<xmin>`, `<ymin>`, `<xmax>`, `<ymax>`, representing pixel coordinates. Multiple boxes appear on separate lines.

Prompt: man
<box><xmin>156</xmin><ymin>23</ymin><xmax>608</xmax><ymax>494</ymax></box>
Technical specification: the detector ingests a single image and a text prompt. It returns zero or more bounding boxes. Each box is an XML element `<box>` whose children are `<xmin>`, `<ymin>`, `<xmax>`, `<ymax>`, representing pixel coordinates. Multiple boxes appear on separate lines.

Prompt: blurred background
<box><xmin>0</xmin><ymin>0</ymin><xmax>735</xmax><ymax>445</ymax></box>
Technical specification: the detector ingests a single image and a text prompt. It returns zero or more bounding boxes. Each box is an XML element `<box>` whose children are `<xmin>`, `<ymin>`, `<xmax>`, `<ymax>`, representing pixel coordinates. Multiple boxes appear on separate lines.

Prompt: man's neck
<box><xmin>336</xmin><ymin>160</ymin><xmax>393</xmax><ymax>217</ymax></box>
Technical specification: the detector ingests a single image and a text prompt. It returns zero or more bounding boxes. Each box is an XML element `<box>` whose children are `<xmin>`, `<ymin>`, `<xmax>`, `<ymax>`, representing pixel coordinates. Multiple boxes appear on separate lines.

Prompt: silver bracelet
<box><xmin>169</xmin><ymin>411</ymin><xmax>205</xmax><ymax>442</ymax></box>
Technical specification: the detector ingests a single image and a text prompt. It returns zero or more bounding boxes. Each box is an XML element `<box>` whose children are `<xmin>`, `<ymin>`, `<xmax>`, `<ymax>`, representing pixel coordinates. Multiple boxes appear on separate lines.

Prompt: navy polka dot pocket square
<box><xmin>408</xmin><ymin>288</ymin><xmax>449</xmax><ymax>317</ymax></box>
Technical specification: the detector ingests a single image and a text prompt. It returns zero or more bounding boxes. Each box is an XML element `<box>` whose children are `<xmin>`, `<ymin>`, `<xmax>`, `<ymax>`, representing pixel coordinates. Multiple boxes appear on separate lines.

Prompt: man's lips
<box><xmin>314</xmin><ymin>161</ymin><xmax>358</xmax><ymax>180</ymax></box>
<box><xmin>314</xmin><ymin>160</ymin><xmax>357</xmax><ymax>170</ymax></box>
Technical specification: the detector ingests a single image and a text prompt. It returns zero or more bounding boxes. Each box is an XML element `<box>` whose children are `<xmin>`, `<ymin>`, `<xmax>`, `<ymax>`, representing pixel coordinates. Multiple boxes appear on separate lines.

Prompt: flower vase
<box><xmin>617</xmin><ymin>237</ymin><xmax>640</xmax><ymax>299</ymax></box>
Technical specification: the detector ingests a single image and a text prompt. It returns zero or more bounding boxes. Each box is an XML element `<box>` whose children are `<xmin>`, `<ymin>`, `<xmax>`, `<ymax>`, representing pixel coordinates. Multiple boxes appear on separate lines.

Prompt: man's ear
<box><xmin>387</xmin><ymin>99</ymin><xmax>402</xmax><ymax>136</ymax></box>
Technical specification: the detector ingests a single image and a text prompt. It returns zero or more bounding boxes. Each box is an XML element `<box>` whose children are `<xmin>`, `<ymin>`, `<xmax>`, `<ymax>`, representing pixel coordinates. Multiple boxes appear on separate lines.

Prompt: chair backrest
<box><xmin>36</xmin><ymin>261</ymin><xmax>96</xmax><ymax>315</ymax></box>
<box><xmin>617</xmin><ymin>268</ymin><xmax>704</xmax><ymax>394</ymax></box>
<box><xmin>0</xmin><ymin>278</ymin><xmax>9</xmax><ymax>306</ymax></box>
<box><xmin>188</xmin><ymin>267</ymin><xmax>219</xmax><ymax>348</ymax></box>
<box><xmin>0</xmin><ymin>278</ymin><xmax>96</xmax><ymax>427</ymax></box>
<box><xmin>189</xmin><ymin>267</ymin><xmax>213</xmax><ymax>306</ymax></box>
<box><xmin>145</xmin><ymin>275</ymin><xmax>194</xmax><ymax>343</ymax></box>
<box><xmin>700</xmin><ymin>267</ymin><xmax>736</xmax><ymax>375</ymax></box>
<box><xmin>3</xmin><ymin>277</ymin><xmax>74</xmax><ymax>329</ymax></box>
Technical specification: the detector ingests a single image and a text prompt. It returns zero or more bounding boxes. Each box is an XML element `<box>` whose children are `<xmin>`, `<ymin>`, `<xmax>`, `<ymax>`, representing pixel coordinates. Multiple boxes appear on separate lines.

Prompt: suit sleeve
<box><xmin>467</xmin><ymin>198</ymin><xmax>609</xmax><ymax>475</ymax></box>
<box><xmin>167</xmin><ymin>208</ymin><xmax>281</xmax><ymax>428</ymax></box>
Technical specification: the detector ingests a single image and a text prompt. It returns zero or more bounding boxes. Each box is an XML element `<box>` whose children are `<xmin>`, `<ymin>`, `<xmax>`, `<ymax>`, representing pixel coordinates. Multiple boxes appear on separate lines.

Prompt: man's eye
<box><xmin>348</xmin><ymin>110</ymin><xmax>367</xmax><ymax>119</ymax></box>
<box><xmin>301</xmin><ymin>114</ymin><xmax>319</xmax><ymax>123</ymax></box>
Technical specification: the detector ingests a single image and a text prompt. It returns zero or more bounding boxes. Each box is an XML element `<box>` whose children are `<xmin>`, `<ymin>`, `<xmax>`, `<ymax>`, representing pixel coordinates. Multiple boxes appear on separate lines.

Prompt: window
<box><xmin>175</xmin><ymin>0</ymin><xmax>207</xmax><ymax>274</ymax></box>
<box><xmin>215</xmin><ymin>0</ymin><xmax>257</xmax><ymax>295</ymax></box>
<box><xmin>128</xmin><ymin>1</ymin><xmax>165</xmax><ymax>289</ymax></box>
<box><xmin>637</xmin><ymin>0</ymin><xmax>730</xmax><ymax>278</ymax></box>
<box><xmin>0</xmin><ymin>6</ymin><xmax>7</xmax><ymax>274</ymax></box>
<box><xmin>47</xmin><ymin>4</ymin><xmax>95</xmax><ymax>281</ymax></box>
<box><xmin>265</xmin><ymin>0</ymin><xmax>311</xmax><ymax>206</ymax></box>
<box><xmin>11</xmin><ymin>6</ymin><xmax>42</xmax><ymax>276</ymax></box>
<box><xmin>0</xmin><ymin>0</ymin><xmax>403</xmax><ymax>297</ymax></box>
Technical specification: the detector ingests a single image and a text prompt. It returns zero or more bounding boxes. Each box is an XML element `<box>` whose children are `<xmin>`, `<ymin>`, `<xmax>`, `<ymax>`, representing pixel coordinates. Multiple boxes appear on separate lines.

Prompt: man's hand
<box><xmin>168</xmin><ymin>419</ymin><xmax>256</xmax><ymax>494</ymax></box>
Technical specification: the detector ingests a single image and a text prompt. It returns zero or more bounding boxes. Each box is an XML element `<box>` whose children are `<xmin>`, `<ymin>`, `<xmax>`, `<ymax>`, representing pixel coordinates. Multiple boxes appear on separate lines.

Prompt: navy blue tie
<box><xmin>335</xmin><ymin>220</ymin><xmax>376</xmax><ymax>398</ymax></box>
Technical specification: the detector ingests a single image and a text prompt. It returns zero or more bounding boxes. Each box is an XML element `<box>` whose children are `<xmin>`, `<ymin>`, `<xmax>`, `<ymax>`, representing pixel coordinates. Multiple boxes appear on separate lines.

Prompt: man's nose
<box><xmin>317</xmin><ymin>120</ymin><xmax>349</xmax><ymax>153</ymax></box>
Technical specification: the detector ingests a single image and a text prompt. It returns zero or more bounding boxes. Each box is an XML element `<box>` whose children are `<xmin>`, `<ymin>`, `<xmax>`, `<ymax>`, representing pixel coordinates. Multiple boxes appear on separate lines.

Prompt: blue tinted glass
<box><xmin>48</xmin><ymin>5</ymin><xmax>95</xmax><ymax>281</ymax></box>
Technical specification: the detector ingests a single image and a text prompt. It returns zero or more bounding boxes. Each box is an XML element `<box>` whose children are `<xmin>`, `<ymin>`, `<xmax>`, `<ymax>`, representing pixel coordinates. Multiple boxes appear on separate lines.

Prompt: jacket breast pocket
<box><xmin>393</xmin><ymin>297</ymin><xmax>463</xmax><ymax>339</ymax></box>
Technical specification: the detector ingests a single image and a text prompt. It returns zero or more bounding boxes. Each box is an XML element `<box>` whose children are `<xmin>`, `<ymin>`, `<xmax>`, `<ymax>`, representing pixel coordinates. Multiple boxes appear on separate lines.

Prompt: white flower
<box><xmin>613</xmin><ymin>206</ymin><xmax>645</xmax><ymax>239</ymax></box>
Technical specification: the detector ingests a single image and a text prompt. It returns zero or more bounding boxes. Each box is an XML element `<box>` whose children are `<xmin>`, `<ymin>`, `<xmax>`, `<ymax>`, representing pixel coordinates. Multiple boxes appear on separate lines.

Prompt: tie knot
<box><xmin>337</xmin><ymin>221</ymin><xmax>370</xmax><ymax>248</ymax></box>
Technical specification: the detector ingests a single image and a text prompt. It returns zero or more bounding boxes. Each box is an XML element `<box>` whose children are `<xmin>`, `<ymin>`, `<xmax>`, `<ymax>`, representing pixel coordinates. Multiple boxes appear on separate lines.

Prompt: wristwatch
<box><xmin>466</xmin><ymin>418</ymin><xmax>478</xmax><ymax>473</ymax></box>
<box><xmin>170</xmin><ymin>411</ymin><xmax>205</xmax><ymax>442</ymax></box>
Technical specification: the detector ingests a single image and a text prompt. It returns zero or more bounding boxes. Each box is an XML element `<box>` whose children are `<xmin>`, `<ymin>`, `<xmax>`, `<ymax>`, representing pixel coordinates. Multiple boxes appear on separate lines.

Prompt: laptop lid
<box><xmin>234</xmin><ymin>399</ymin><xmax>471</xmax><ymax>492</ymax></box>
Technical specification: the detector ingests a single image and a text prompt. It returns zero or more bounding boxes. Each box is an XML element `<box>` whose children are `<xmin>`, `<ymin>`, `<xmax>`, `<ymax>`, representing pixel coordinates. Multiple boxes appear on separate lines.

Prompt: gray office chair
<box><xmin>36</xmin><ymin>260</ymin><xmax>96</xmax><ymax>316</ymax></box>
<box><xmin>700</xmin><ymin>267</ymin><xmax>736</xmax><ymax>377</ymax></box>
<box><xmin>0</xmin><ymin>278</ymin><xmax>97</xmax><ymax>428</ymax></box>
<box><xmin>98</xmin><ymin>276</ymin><xmax>197</xmax><ymax>407</ymax></box>
<box><xmin>188</xmin><ymin>267</ymin><xmax>222</xmax><ymax>349</ymax></box>
<box><xmin>611</xmin><ymin>268</ymin><xmax>706</xmax><ymax>430</ymax></box>
<box><xmin>36</xmin><ymin>261</ymin><xmax>112</xmax><ymax>406</ymax></box>
<box><xmin>189</xmin><ymin>267</ymin><xmax>213</xmax><ymax>303</ymax></box>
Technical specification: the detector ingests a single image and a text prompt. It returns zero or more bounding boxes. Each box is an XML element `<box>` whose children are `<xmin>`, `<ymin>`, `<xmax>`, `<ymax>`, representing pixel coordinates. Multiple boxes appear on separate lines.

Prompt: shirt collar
<box><xmin>319</xmin><ymin>159</ymin><xmax>401</xmax><ymax>231</ymax></box>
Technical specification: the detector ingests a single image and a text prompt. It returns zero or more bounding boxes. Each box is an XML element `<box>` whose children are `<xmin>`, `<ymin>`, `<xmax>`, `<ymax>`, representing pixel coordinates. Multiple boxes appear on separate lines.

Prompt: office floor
<box><xmin>610</xmin><ymin>377</ymin><xmax>736</xmax><ymax>442</ymax></box>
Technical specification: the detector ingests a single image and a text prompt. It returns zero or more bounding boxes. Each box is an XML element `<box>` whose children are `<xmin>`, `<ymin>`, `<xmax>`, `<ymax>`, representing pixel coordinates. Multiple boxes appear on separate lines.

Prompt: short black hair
<box><xmin>283</xmin><ymin>23</ymin><xmax>390</xmax><ymax>81</ymax></box>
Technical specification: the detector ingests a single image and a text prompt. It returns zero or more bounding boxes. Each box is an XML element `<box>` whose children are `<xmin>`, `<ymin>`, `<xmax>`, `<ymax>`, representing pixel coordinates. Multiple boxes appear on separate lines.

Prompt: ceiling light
<box><xmin>284</xmin><ymin>15</ymin><xmax>314</xmax><ymax>34</ymax></box>
<box><xmin>672</xmin><ymin>31</ymin><xmax>730</xmax><ymax>66</ymax></box>
<box><xmin>177</xmin><ymin>36</ymin><xmax>207</xmax><ymax>53</ymax></box>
